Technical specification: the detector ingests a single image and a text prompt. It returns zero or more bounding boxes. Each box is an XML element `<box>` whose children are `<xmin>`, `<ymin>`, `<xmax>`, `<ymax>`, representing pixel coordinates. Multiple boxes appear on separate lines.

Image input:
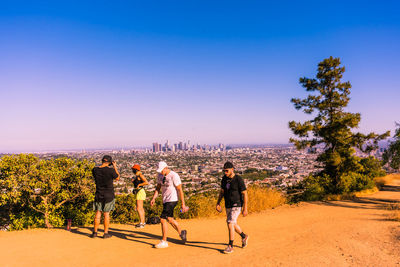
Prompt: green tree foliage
<box><xmin>0</xmin><ymin>154</ymin><xmax>95</xmax><ymax>229</ymax></box>
<box><xmin>383</xmin><ymin>122</ymin><xmax>400</xmax><ymax>170</ymax></box>
<box><xmin>241</xmin><ymin>168</ymin><xmax>280</xmax><ymax>181</ymax></box>
<box><xmin>111</xmin><ymin>194</ymin><xmax>138</xmax><ymax>223</ymax></box>
<box><xmin>289</xmin><ymin>57</ymin><xmax>389</xmax><ymax>195</ymax></box>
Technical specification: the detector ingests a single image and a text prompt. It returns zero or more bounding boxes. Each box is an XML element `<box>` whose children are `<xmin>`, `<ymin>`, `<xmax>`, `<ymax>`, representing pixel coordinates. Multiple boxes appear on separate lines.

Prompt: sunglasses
<box><xmin>223</xmin><ymin>169</ymin><xmax>230</xmax><ymax>173</ymax></box>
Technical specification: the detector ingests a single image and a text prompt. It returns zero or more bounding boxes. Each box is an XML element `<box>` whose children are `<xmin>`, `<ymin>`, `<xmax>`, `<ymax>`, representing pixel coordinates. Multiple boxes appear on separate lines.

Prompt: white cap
<box><xmin>156</xmin><ymin>161</ymin><xmax>168</xmax><ymax>173</ymax></box>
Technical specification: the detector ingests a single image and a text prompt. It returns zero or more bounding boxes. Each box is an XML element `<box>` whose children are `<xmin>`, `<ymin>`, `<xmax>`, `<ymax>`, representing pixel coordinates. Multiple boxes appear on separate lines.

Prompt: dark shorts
<box><xmin>160</xmin><ymin>201</ymin><xmax>178</xmax><ymax>219</ymax></box>
<box><xmin>93</xmin><ymin>199</ymin><xmax>115</xmax><ymax>212</ymax></box>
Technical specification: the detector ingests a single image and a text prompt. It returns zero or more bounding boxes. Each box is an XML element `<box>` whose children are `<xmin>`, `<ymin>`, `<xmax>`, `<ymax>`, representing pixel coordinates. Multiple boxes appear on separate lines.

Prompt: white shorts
<box><xmin>226</xmin><ymin>207</ymin><xmax>241</xmax><ymax>224</ymax></box>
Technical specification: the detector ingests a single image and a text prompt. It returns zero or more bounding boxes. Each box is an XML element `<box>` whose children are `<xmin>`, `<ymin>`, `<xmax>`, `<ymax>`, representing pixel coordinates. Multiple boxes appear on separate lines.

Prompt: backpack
<box><xmin>147</xmin><ymin>216</ymin><xmax>160</xmax><ymax>224</ymax></box>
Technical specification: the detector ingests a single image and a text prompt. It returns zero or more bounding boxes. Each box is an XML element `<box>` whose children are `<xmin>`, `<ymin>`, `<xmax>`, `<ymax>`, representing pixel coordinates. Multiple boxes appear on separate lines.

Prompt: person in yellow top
<box><xmin>131</xmin><ymin>164</ymin><xmax>149</xmax><ymax>228</ymax></box>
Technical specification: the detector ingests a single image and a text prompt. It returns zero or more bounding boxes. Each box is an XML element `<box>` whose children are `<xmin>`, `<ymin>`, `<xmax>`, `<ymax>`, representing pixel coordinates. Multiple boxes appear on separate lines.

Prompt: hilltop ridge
<box><xmin>1</xmin><ymin>181</ymin><xmax>400</xmax><ymax>266</ymax></box>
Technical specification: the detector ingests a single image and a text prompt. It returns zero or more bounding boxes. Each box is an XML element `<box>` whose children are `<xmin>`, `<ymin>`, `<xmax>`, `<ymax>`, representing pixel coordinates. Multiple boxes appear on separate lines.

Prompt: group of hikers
<box><xmin>91</xmin><ymin>155</ymin><xmax>249</xmax><ymax>254</ymax></box>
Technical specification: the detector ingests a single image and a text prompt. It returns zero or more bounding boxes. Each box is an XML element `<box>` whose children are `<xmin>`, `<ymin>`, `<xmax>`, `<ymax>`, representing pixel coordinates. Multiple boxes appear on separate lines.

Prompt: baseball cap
<box><xmin>102</xmin><ymin>155</ymin><xmax>113</xmax><ymax>163</ymax></box>
<box><xmin>157</xmin><ymin>161</ymin><xmax>168</xmax><ymax>173</ymax></box>
<box><xmin>223</xmin><ymin>161</ymin><xmax>234</xmax><ymax>169</ymax></box>
<box><xmin>132</xmin><ymin>164</ymin><xmax>140</xmax><ymax>171</ymax></box>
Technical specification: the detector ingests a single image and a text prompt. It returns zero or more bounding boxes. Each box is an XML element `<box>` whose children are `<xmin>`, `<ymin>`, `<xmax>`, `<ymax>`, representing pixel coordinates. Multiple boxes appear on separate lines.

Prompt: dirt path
<box><xmin>2</xmin><ymin>182</ymin><xmax>400</xmax><ymax>267</ymax></box>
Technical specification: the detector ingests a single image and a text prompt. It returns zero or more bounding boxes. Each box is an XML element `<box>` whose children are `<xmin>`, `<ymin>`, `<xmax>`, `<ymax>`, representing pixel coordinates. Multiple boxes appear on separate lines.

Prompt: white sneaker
<box><xmin>155</xmin><ymin>240</ymin><xmax>168</xmax><ymax>249</ymax></box>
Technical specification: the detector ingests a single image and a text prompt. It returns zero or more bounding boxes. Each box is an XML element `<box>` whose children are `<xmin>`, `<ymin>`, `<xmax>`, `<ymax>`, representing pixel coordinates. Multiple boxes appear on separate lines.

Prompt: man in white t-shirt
<box><xmin>150</xmin><ymin>161</ymin><xmax>189</xmax><ymax>248</ymax></box>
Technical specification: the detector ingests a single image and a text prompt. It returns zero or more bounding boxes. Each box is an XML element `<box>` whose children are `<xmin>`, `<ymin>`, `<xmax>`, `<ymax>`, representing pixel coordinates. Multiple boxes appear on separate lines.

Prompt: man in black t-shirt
<box><xmin>216</xmin><ymin>161</ymin><xmax>249</xmax><ymax>254</ymax></box>
<box><xmin>91</xmin><ymin>155</ymin><xmax>120</xmax><ymax>238</ymax></box>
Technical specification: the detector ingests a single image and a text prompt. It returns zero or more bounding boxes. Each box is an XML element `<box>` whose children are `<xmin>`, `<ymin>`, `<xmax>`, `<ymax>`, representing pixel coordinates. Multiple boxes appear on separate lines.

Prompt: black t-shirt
<box><xmin>92</xmin><ymin>166</ymin><xmax>118</xmax><ymax>202</ymax></box>
<box><xmin>221</xmin><ymin>175</ymin><xmax>247</xmax><ymax>208</ymax></box>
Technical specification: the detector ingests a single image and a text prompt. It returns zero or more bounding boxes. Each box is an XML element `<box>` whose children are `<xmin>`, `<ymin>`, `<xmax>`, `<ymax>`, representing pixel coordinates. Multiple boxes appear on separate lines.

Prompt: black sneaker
<box><xmin>90</xmin><ymin>232</ymin><xmax>98</xmax><ymax>238</ymax></box>
<box><xmin>180</xmin><ymin>230</ymin><xmax>187</xmax><ymax>243</ymax></box>
<box><xmin>103</xmin><ymin>233</ymin><xmax>112</xmax><ymax>239</ymax></box>
<box><xmin>241</xmin><ymin>234</ymin><xmax>249</xmax><ymax>248</ymax></box>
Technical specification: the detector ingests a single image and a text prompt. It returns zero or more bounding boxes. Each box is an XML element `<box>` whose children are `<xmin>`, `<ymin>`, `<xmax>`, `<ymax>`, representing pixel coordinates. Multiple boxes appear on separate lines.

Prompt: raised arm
<box><xmin>112</xmin><ymin>161</ymin><xmax>120</xmax><ymax>181</ymax></box>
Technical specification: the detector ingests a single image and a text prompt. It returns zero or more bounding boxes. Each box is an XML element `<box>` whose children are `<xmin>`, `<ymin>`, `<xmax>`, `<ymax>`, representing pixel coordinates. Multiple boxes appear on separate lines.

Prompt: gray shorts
<box><xmin>93</xmin><ymin>199</ymin><xmax>115</xmax><ymax>212</ymax></box>
<box><xmin>226</xmin><ymin>207</ymin><xmax>241</xmax><ymax>224</ymax></box>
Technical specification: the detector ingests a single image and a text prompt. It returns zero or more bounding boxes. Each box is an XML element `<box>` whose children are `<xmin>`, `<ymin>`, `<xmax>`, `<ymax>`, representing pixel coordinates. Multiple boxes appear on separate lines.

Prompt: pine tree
<box><xmin>383</xmin><ymin>122</ymin><xmax>400</xmax><ymax>170</ymax></box>
<box><xmin>289</xmin><ymin>56</ymin><xmax>390</xmax><ymax>193</ymax></box>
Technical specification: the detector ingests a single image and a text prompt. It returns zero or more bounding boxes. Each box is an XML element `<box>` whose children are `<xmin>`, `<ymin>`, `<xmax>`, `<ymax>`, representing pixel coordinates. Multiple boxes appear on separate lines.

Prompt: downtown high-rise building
<box><xmin>152</xmin><ymin>143</ymin><xmax>159</xmax><ymax>152</ymax></box>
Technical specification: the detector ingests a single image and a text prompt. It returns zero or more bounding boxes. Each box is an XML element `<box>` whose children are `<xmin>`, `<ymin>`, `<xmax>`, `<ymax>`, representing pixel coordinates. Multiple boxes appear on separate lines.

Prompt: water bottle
<box><xmin>180</xmin><ymin>206</ymin><xmax>189</xmax><ymax>213</ymax></box>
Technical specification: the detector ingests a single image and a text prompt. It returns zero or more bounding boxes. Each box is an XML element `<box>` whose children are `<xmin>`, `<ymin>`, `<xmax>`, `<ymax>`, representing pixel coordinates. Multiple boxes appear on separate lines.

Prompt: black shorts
<box><xmin>160</xmin><ymin>201</ymin><xmax>178</xmax><ymax>219</ymax></box>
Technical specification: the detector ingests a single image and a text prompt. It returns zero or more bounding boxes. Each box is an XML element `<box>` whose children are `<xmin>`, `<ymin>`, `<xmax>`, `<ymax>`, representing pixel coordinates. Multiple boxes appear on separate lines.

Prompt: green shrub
<box><xmin>111</xmin><ymin>194</ymin><xmax>138</xmax><ymax>224</ymax></box>
<box><xmin>9</xmin><ymin>210</ymin><xmax>44</xmax><ymax>230</ymax></box>
<box><xmin>64</xmin><ymin>194</ymin><xmax>95</xmax><ymax>226</ymax></box>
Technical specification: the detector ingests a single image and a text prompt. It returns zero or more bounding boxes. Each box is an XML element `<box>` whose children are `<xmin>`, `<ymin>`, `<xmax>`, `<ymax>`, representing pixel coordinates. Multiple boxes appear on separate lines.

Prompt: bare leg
<box><xmin>227</xmin><ymin>223</ymin><xmax>235</xmax><ymax>242</ymax></box>
<box><xmin>136</xmin><ymin>200</ymin><xmax>145</xmax><ymax>224</ymax></box>
<box><xmin>104</xmin><ymin>212</ymin><xmax>110</xmax><ymax>233</ymax></box>
<box><xmin>160</xmin><ymin>218</ymin><xmax>168</xmax><ymax>241</ymax></box>
<box><xmin>167</xmin><ymin>217</ymin><xmax>182</xmax><ymax>234</ymax></box>
<box><xmin>234</xmin><ymin>224</ymin><xmax>242</xmax><ymax>235</ymax></box>
<box><xmin>93</xmin><ymin>211</ymin><xmax>101</xmax><ymax>232</ymax></box>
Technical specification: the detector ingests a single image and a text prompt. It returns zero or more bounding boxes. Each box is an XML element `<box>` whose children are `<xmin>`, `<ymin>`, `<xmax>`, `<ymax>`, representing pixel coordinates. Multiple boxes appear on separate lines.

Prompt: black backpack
<box><xmin>147</xmin><ymin>216</ymin><xmax>160</xmax><ymax>224</ymax></box>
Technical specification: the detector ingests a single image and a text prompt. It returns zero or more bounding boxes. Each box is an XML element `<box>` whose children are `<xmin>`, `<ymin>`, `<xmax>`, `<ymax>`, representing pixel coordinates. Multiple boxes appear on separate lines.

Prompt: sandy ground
<box><xmin>2</xmin><ymin>182</ymin><xmax>400</xmax><ymax>267</ymax></box>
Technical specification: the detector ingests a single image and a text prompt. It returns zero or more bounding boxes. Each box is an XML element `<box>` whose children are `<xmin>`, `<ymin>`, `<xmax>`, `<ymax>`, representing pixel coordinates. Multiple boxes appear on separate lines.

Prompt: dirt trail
<box><xmin>2</xmin><ymin>182</ymin><xmax>400</xmax><ymax>267</ymax></box>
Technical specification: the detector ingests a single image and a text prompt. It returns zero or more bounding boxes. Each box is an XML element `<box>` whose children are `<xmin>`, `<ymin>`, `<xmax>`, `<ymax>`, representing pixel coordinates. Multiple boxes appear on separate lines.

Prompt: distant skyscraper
<box><xmin>165</xmin><ymin>140</ymin><xmax>170</xmax><ymax>151</ymax></box>
<box><xmin>153</xmin><ymin>143</ymin><xmax>159</xmax><ymax>152</ymax></box>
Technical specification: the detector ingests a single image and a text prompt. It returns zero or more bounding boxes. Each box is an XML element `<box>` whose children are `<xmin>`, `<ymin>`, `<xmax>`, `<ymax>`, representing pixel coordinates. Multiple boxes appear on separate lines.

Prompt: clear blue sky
<box><xmin>1</xmin><ymin>1</ymin><xmax>399</xmax><ymax>152</ymax></box>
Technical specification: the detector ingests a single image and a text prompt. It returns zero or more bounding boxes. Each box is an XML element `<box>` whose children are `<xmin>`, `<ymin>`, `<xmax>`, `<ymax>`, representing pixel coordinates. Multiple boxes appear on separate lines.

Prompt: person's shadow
<box><xmin>70</xmin><ymin>227</ymin><xmax>154</xmax><ymax>246</ymax></box>
<box><xmin>70</xmin><ymin>226</ymin><xmax>235</xmax><ymax>253</ymax></box>
<box><xmin>109</xmin><ymin>227</ymin><xmax>239</xmax><ymax>253</ymax></box>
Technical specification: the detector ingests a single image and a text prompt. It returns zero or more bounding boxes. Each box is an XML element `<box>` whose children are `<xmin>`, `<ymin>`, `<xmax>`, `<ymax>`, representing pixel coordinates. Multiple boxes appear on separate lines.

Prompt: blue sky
<box><xmin>1</xmin><ymin>1</ymin><xmax>399</xmax><ymax>152</ymax></box>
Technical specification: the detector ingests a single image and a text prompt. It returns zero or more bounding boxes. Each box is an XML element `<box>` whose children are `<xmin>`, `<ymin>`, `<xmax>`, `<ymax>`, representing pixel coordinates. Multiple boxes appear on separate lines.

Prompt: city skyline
<box><xmin>1</xmin><ymin>1</ymin><xmax>399</xmax><ymax>153</ymax></box>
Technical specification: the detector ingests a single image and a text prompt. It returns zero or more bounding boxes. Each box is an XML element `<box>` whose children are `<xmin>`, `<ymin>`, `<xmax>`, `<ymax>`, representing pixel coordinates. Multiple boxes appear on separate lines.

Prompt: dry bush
<box><xmin>389</xmin><ymin>211</ymin><xmax>400</xmax><ymax>221</ymax></box>
<box><xmin>181</xmin><ymin>185</ymin><xmax>286</xmax><ymax>219</ymax></box>
<box><xmin>354</xmin><ymin>187</ymin><xmax>379</xmax><ymax>197</ymax></box>
<box><xmin>384</xmin><ymin>202</ymin><xmax>400</xmax><ymax>221</ymax></box>
<box><xmin>385</xmin><ymin>202</ymin><xmax>400</xmax><ymax>211</ymax></box>
<box><xmin>182</xmin><ymin>193</ymin><xmax>225</xmax><ymax>219</ymax></box>
<box><xmin>247</xmin><ymin>185</ymin><xmax>286</xmax><ymax>213</ymax></box>
<box><xmin>374</xmin><ymin>174</ymin><xmax>400</xmax><ymax>189</ymax></box>
<box><xmin>324</xmin><ymin>193</ymin><xmax>356</xmax><ymax>201</ymax></box>
<box><xmin>324</xmin><ymin>187</ymin><xmax>379</xmax><ymax>201</ymax></box>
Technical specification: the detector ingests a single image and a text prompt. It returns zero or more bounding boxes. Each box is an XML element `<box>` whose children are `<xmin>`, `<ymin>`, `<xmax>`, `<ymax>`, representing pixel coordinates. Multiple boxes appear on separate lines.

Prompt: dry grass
<box><xmin>385</xmin><ymin>202</ymin><xmax>400</xmax><ymax>221</ymax></box>
<box><xmin>376</xmin><ymin>174</ymin><xmax>400</xmax><ymax>221</ymax></box>
<box><xmin>385</xmin><ymin>203</ymin><xmax>400</xmax><ymax>211</ymax></box>
<box><xmin>374</xmin><ymin>174</ymin><xmax>400</xmax><ymax>189</ymax></box>
<box><xmin>324</xmin><ymin>193</ymin><xmax>356</xmax><ymax>201</ymax></box>
<box><xmin>324</xmin><ymin>187</ymin><xmax>379</xmax><ymax>201</ymax></box>
<box><xmin>389</xmin><ymin>211</ymin><xmax>400</xmax><ymax>221</ymax></box>
<box><xmin>182</xmin><ymin>185</ymin><xmax>286</xmax><ymax>219</ymax></box>
<box><xmin>354</xmin><ymin>187</ymin><xmax>380</xmax><ymax>197</ymax></box>
<box><xmin>247</xmin><ymin>185</ymin><xmax>286</xmax><ymax>213</ymax></box>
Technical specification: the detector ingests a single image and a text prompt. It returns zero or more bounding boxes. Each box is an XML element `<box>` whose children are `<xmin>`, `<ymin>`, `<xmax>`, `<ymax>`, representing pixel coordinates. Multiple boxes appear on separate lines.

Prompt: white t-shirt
<box><xmin>157</xmin><ymin>171</ymin><xmax>182</xmax><ymax>203</ymax></box>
